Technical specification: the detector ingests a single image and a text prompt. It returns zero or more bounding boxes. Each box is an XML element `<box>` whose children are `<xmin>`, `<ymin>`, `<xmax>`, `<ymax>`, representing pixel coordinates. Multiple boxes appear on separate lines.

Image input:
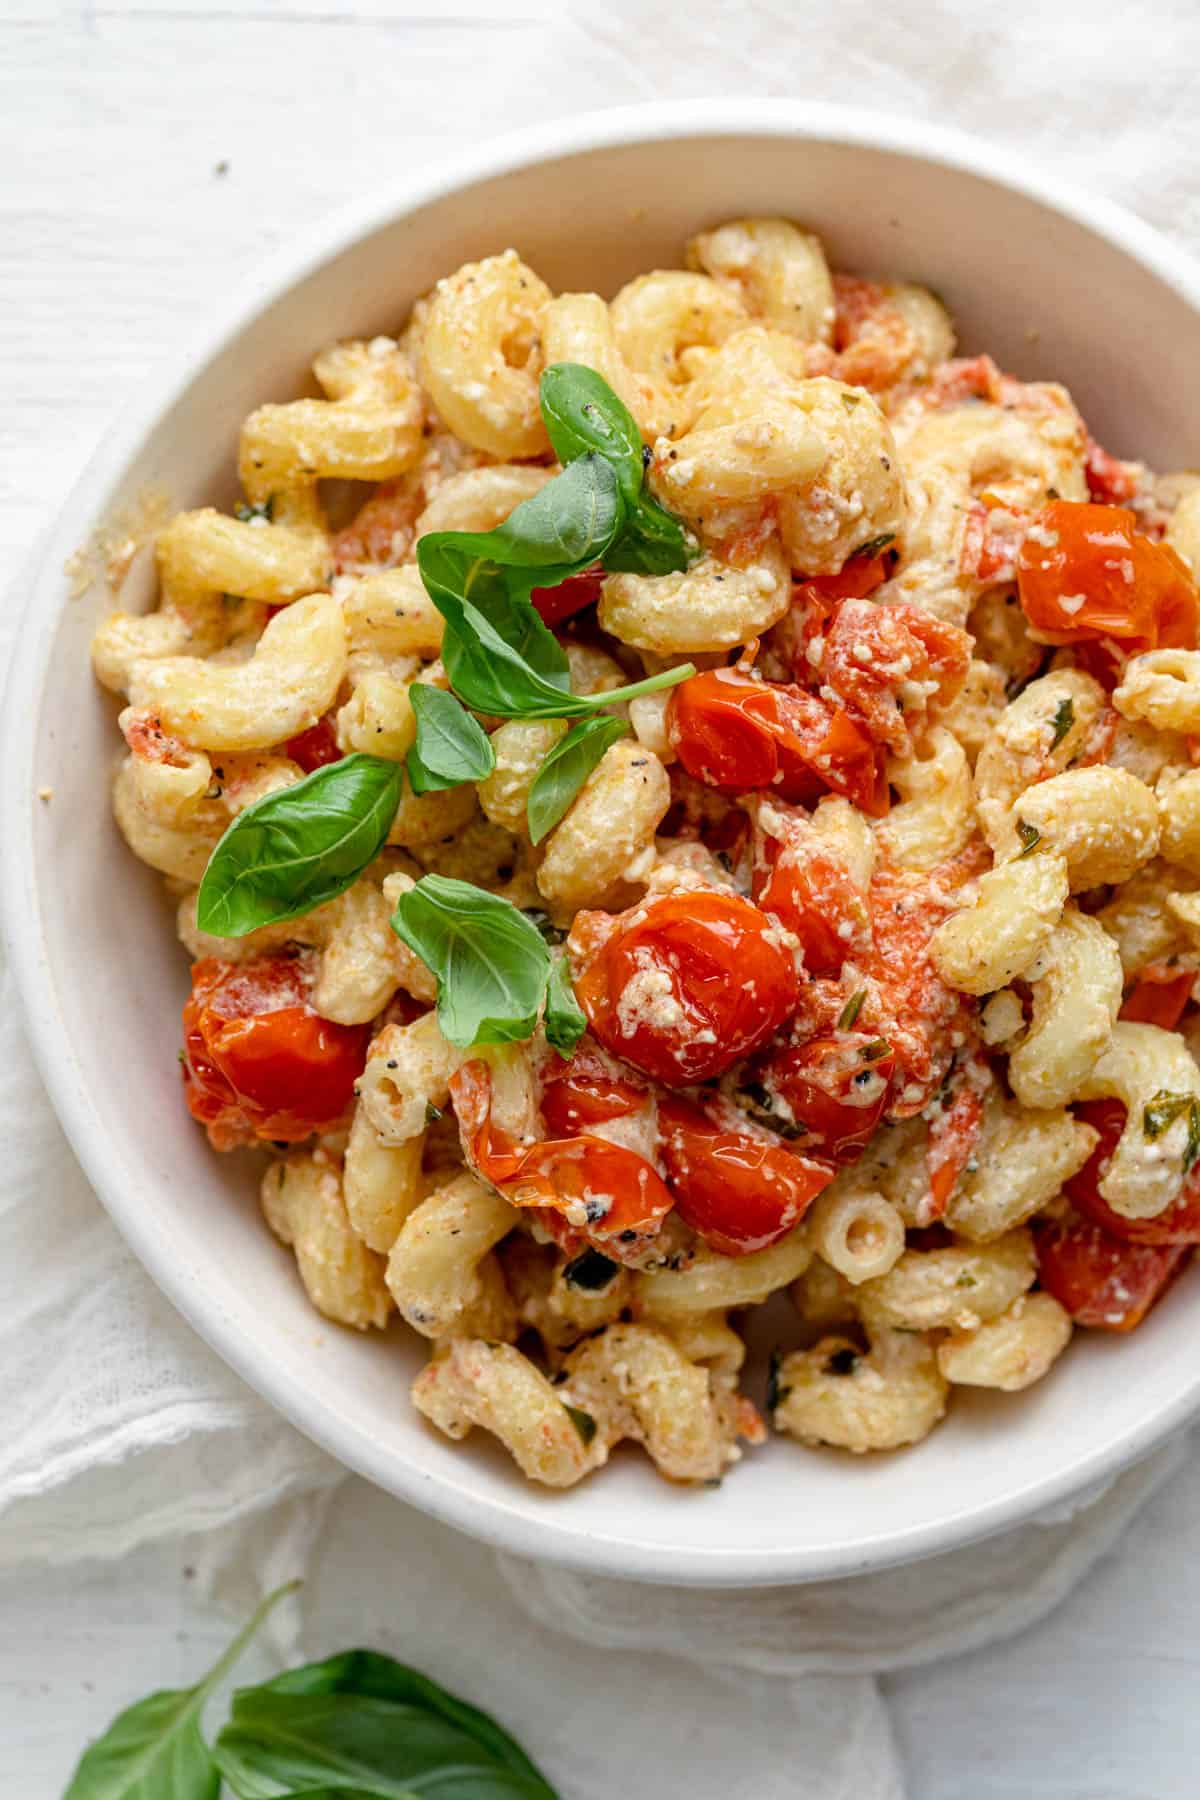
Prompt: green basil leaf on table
<box><xmin>544</xmin><ymin>951</ymin><xmax>587</xmax><ymax>1059</ymax></box>
<box><xmin>195</xmin><ymin>755</ymin><xmax>404</xmax><ymax>937</ymax></box>
<box><xmin>390</xmin><ymin>875</ymin><xmax>552</xmax><ymax>1049</ymax></box>
<box><xmin>63</xmin><ymin>1582</ymin><xmax>298</xmax><ymax>1800</ymax></box>
<box><xmin>406</xmin><ymin>685</ymin><xmax>495</xmax><ymax>795</ymax></box>
<box><xmin>228</xmin><ymin>1649</ymin><xmax>554</xmax><ymax>1792</ymax></box>
<box><xmin>526</xmin><ymin>714</ymin><xmax>629</xmax><ymax>845</ymax></box>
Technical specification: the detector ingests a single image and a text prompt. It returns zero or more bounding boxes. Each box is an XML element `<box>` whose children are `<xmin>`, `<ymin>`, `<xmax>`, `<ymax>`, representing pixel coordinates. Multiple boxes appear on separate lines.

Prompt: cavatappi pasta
<box><xmin>95</xmin><ymin>222</ymin><xmax>1200</xmax><ymax>1491</ymax></box>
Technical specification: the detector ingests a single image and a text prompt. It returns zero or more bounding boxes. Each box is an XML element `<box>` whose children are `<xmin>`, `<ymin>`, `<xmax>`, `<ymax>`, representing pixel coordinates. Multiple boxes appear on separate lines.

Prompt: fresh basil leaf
<box><xmin>526</xmin><ymin>715</ymin><xmax>628</xmax><ymax>845</ymax></box>
<box><xmin>64</xmin><ymin>1583</ymin><xmax>298</xmax><ymax>1800</ymax></box>
<box><xmin>196</xmin><ymin>755</ymin><xmax>404</xmax><ymax>936</ymax></box>
<box><xmin>213</xmin><ymin>1690</ymin><xmax>552</xmax><ymax>1800</ymax></box>
<box><xmin>390</xmin><ymin>875</ymin><xmax>551</xmax><ymax>1048</ymax></box>
<box><xmin>543</xmin><ymin>952</ymin><xmax>586</xmax><ymax>1059</ymax></box>
<box><xmin>247</xmin><ymin>1651</ymin><xmax>552</xmax><ymax>1790</ymax></box>
<box><xmin>539</xmin><ymin>363</ymin><xmax>645</xmax><ymax>507</ymax></box>
<box><xmin>407</xmin><ymin>685</ymin><xmax>495</xmax><ymax>795</ymax></box>
<box><xmin>602</xmin><ymin>494</ymin><xmax>692</xmax><ymax>577</ymax></box>
<box><xmin>492</xmin><ymin>452</ymin><xmax>623</xmax><ymax>573</ymax></box>
<box><xmin>1049</xmin><ymin>696</ymin><xmax>1075</xmax><ymax>749</ymax></box>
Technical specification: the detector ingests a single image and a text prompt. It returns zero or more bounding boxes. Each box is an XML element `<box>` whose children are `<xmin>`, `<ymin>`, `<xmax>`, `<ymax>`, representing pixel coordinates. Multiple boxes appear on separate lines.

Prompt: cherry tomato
<box><xmin>530</xmin><ymin>568</ymin><xmax>606</xmax><ymax>628</ymax></box>
<box><xmin>331</xmin><ymin>477</ymin><xmax>417</xmax><ymax>572</ymax></box>
<box><xmin>668</xmin><ymin>669</ymin><xmax>888</xmax><ymax>816</ymax></box>
<box><xmin>755</xmin><ymin>1032</ymin><xmax>895</xmax><ymax>1163</ymax></box>
<box><xmin>658</xmin><ymin>1097</ymin><xmax>832</xmax><ymax>1255</ymax></box>
<box><xmin>794</xmin><ymin>548</ymin><xmax>891</xmax><ymax>608</ymax></box>
<box><xmin>860</xmin><ymin>861</ymin><xmax>973</xmax><ymax>1115</ymax></box>
<box><xmin>285</xmin><ymin>715</ymin><xmax>342</xmax><ymax>772</ymax></box>
<box><xmin>1067</xmin><ymin>1101</ymin><xmax>1200</xmax><ymax>1245</ymax></box>
<box><xmin>1084</xmin><ymin>437</ymin><xmax>1140</xmax><ymax>506</ymax></box>
<box><xmin>925</xmin><ymin>1078</ymin><xmax>984</xmax><ymax>1223</ymax></box>
<box><xmin>1034</xmin><ymin>1205</ymin><xmax>1190</xmax><ymax>1330</ymax></box>
<box><xmin>1119</xmin><ymin>968</ymin><xmax>1195</xmax><ymax>1030</ymax></box>
<box><xmin>752</xmin><ymin>807</ymin><xmax>870</xmax><ymax>976</ymax></box>
<box><xmin>1017</xmin><ymin>500</ymin><xmax>1200</xmax><ymax>652</ymax></box>
<box><xmin>960</xmin><ymin>499</ymin><xmax>1029</xmax><ymax>583</ymax></box>
<box><xmin>449</xmin><ymin>1060</ymin><xmax>673</xmax><ymax>1261</ymax></box>
<box><xmin>539</xmin><ymin>1046</ymin><xmax>648</xmax><ymax>1134</ymax></box>
<box><xmin>819</xmin><ymin>598</ymin><xmax>971</xmax><ymax>754</ymax></box>
<box><xmin>182</xmin><ymin>955</ymin><xmax>368</xmax><ymax>1151</ymax></box>
<box><xmin>570</xmin><ymin>890</ymin><xmax>799</xmax><ymax>1086</ymax></box>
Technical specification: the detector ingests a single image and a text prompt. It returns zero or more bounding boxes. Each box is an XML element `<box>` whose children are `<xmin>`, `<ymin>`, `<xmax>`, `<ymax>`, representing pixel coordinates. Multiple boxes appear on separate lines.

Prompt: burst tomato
<box><xmin>285</xmin><ymin>714</ymin><xmax>342</xmax><ymax>772</ymax></box>
<box><xmin>1083</xmin><ymin>437</ymin><xmax>1140</xmax><ymax>506</ymax></box>
<box><xmin>860</xmin><ymin>861</ymin><xmax>973</xmax><ymax>1115</ymax></box>
<box><xmin>1067</xmin><ymin>1100</ymin><xmax>1200</xmax><ymax>1245</ymax></box>
<box><xmin>925</xmin><ymin>1077</ymin><xmax>985</xmax><ymax>1223</ymax></box>
<box><xmin>529</xmin><ymin>568</ymin><xmax>606</xmax><ymax>627</ymax></box>
<box><xmin>819</xmin><ymin>598</ymin><xmax>971</xmax><ymax>754</ymax></box>
<box><xmin>449</xmin><ymin>1060</ymin><xmax>672</xmax><ymax>1261</ymax></box>
<box><xmin>1034</xmin><ymin>1205</ymin><xmax>1190</xmax><ymax>1330</ymax></box>
<box><xmin>667</xmin><ymin>669</ymin><xmax>888</xmax><ymax>816</ymax></box>
<box><xmin>570</xmin><ymin>890</ymin><xmax>799</xmax><ymax>1086</ymax></box>
<box><xmin>752</xmin><ymin>807</ymin><xmax>870</xmax><ymax>977</ymax></box>
<box><xmin>182</xmin><ymin>955</ymin><xmax>368</xmax><ymax>1151</ymax></box>
<box><xmin>1119</xmin><ymin>968</ymin><xmax>1195</xmax><ymax>1030</ymax></box>
<box><xmin>539</xmin><ymin>1045</ymin><xmax>648</xmax><ymax>1134</ymax></box>
<box><xmin>331</xmin><ymin>477</ymin><xmax>417</xmax><ymax>572</ymax></box>
<box><xmin>658</xmin><ymin>1097</ymin><xmax>832</xmax><ymax>1255</ymax></box>
<box><xmin>755</xmin><ymin>1032</ymin><xmax>895</xmax><ymax>1163</ymax></box>
<box><xmin>1017</xmin><ymin>500</ymin><xmax>1200</xmax><ymax>653</ymax></box>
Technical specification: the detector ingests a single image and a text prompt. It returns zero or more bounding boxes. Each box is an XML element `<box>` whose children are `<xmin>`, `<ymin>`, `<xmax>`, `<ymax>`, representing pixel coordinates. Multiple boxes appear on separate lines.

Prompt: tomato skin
<box><xmin>285</xmin><ymin>715</ymin><xmax>342</xmax><ymax>772</ymax></box>
<box><xmin>570</xmin><ymin>890</ymin><xmax>799</xmax><ymax>1086</ymax></box>
<box><xmin>539</xmin><ymin>1046</ymin><xmax>648</xmax><ymax>1134</ymax></box>
<box><xmin>1017</xmin><ymin>500</ymin><xmax>1200</xmax><ymax>652</ymax></box>
<box><xmin>925</xmin><ymin>1080</ymin><xmax>984</xmax><ymax>1223</ymax></box>
<box><xmin>182</xmin><ymin>956</ymin><xmax>368</xmax><ymax>1150</ymax></box>
<box><xmin>1119</xmin><ymin>968</ymin><xmax>1195</xmax><ymax>1030</ymax></box>
<box><xmin>1034</xmin><ymin>1206</ymin><xmax>1189</xmax><ymax>1330</ymax></box>
<box><xmin>668</xmin><ymin>669</ymin><xmax>888</xmax><ymax>816</ymax></box>
<box><xmin>658</xmin><ymin>1097</ymin><xmax>832</xmax><ymax>1255</ymax></box>
<box><xmin>794</xmin><ymin>550</ymin><xmax>891</xmax><ymax>608</ymax></box>
<box><xmin>819</xmin><ymin>598</ymin><xmax>971</xmax><ymax>754</ymax></box>
<box><xmin>1084</xmin><ymin>437</ymin><xmax>1140</xmax><ymax>506</ymax></box>
<box><xmin>752</xmin><ymin>807</ymin><xmax>869</xmax><ymax>977</ymax></box>
<box><xmin>1067</xmin><ymin>1100</ymin><xmax>1200</xmax><ymax>1245</ymax></box>
<box><xmin>449</xmin><ymin>1060</ymin><xmax>672</xmax><ymax>1261</ymax></box>
<box><xmin>530</xmin><ymin>569</ymin><xmax>606</xmax><ymax>627</ymax></box>
<box><xmin>756</xmin><ymin>1033</ymin><xmax>895</xmax><ymax>1163</ymax></box>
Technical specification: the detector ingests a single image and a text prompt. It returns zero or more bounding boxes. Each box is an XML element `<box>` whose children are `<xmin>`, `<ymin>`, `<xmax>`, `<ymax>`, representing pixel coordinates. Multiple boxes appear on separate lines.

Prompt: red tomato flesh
<box><xmin>819</xmin><ymin>599</ymin><xmax>971</xmax><ymax>754</ymax></box>
<box><xmin>530</xmin><ymin>569</ymin><xmax>606</xmax><ymax>628</ymax></box>
<box><xmin>1119</xmin><ymin>968</ymin><xmax>1195</xmax><ymax>1031</ymax></box>
<box><xmin>1017</xmin><ymin>500</ymin><xmax>1199</xmax><ymax>653</ymax></box>
<box><xmin>1067</xmin><ymin>1100</ymin><xmax>1200</xmax><ymax>1245</ymax></box>
<box><xmin>285</xmin><ymin>715</ymin><xmax>343</xmax><ymax>772</ymax></box>
<box><xmin>1034</xmin><ymin>1205</ymin><xmax>1189</xmax><ymax>1330</ymax></box>
<box><xmin>658</xmin><ymin>1097</ymin><xmax>832</xmax><ymax>1255</ymax></box>
<box><xmin>182</xmin><ymin>955</ymin><xmax>368</xmax><ymax>1150</ymax></box>
<box><xmin>755</xmin><ymin>1032</ymin><xmax>896</xmax><ymax>1163</ymax></box>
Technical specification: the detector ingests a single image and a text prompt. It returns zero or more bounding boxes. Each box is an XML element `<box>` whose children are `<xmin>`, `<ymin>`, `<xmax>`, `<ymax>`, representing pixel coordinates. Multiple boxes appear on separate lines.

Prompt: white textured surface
<box><xmin>6</xmin><ymin>2</ymin><xmax>1200</xmax><ymax>1795</ymax></box>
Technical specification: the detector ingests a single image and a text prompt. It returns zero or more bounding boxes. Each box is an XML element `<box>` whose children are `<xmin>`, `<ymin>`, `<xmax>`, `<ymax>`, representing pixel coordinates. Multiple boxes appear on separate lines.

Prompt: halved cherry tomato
<box><xmin>1084</xmin><ymin>437</ymin><xmax>1140</xmax><ymax>506</ymax></box>
<box><xmin>1017</xmin><ymin>500</ymin><xmax>1200</xmax><ymax>653</ymax></box>
<box><xmin>1034</xmin><ymin>1205</ymin><xmax>1190</xmax><ymax>1330</ymax></box>
<box><xmin>285</xmin><ymin>714</ymin><xmax>342</xmax><ymax>772</ymax></box>
<box><xmin>819</xmin><ymin>598</ymin><xmax>971</xmax><ymax>754</ymax></box>
<box><xmin>1067</xmin><ymin>1100</ymin><xmax>1200</xmax><ymax>1245</ymax></box>
<box><xmin>658</xmin><ymin>1097</ymin><xmax>832</xmax><ymax>1255</ymax></box>
<box><xmin>530</xmin><ymin>568</ymin><xmax>606</xmax><ymax>628</ymax></box>
<box><xmin>925</xmin><ymin>1078</ymin><xmax>985</xmax><ymax>1223</ymax></box>
<box><xmin>754</xmin><ymin>1032</ymin><xmax>895</xmax><ymax>1163</ymax></box>
<box><xmin>182</xmin><ymin>955</ymin><xmax>368</xmax><ymax>1151</ymax></box>
<box><xmin>570</xmin><ymin>890</ymin><xmax>799</xmax><ymax>1086</ymax></box>
<box><xmin>752</xmin><ymin>806</ymin><xmax>869</xmax><ymax>977</ymax></box>
<box><xmin>1119</xmin><ymin>967</ymin><xmax>1195</xmax><ymax>1030</ymax></box>
<box><xmin>668</xmin><ymin>668</ymin><xmax>888</xmax><ymax>816</ymax></box>
<box><xmin>539</xmin><ymin>1045</ymin><xmax>647</xmax><ymax>1134</ymax></box>
<box><xmin>450</xmin><ymin>1060</ymin><xmax>672</xmax><ymax>1261</ymax></box>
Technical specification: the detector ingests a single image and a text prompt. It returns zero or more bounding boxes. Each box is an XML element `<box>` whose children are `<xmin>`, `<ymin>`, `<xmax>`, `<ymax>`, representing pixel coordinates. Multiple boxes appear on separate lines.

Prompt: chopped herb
<box><xmin>841</xmin><ymin>391</ymin><xmax>862</xmax><ymax>411</ymax></box>
<box><xmin>1049</xmin><ymin>696</ymin><xmax>1075</xmax><ymax>749</ymax></box>
<box><xmin>1016</xmin><ymin>818</ymin><xmax>1041</xmax><ymax>857</ymax></box>
<box><xmin>854</xmin><ymin>532</ymin><xmax>896</xmax><ymax>560</ymax></box>
<box><xmin>766</xmin><ymin>1348</ymin><xmax>790</xmax><ymax>1413</ymax></box>
<box><xmin>861</xmin><ymin>1039</ymin><xmax>891</xmax><ymax>1062</ymax></box>
<box><xmin>1142</xmin><ymin>1088</ymin><xmax>1200</xmax><ymax>1172</ymax></box>
<box><xmin>424</xmin><ymin>1102</ymin><xmax>443</xmax><ymax>1125</ymax></box>
<box><xmin>825</xmin><ymin>1346</ymin><xmax>860</xmax><ymax>1377</ymax></box>
<box><xmin>563</xmin><ymin>1403</ymin><xmax>597</xmax><ymax>1446</ymax></box>
<box><xmin>234</xmin><ymin>498</ymin><xmax>273</xmax><ymax>524</ymax></box>
<box><xmin>563</xmin><ymin>1247</ymin><xmax>620</xmax><ymax>1291</ymax></box>
<box><xmin>837</xmin><ymin>989</ymin><xmax>866</xmax><ymax>1030</ymax></box>
<box><xmin>954</xmin><ymin>1271</ymin><xmax>978</xmax><ymax>1288</ymax></box>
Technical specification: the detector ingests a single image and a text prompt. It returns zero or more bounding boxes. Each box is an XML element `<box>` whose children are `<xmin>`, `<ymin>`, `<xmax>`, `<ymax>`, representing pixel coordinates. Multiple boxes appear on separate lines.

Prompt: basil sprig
<box><xmin>196</xmin><ymin>754</ymin><xmax>404</xmax><ymax>937</ymax></box>
<box><xmin>63</xmin><ymin>1586</ymin><xmax>558</xmax><ymax>1800</ymax></box>
<box><xmin>526</xmin><ymin>714</ymin><xmax>628</xmax><ymax>845</ymax></box>
<box><xmin>407</xmin><ymin>683</ymin><xmax>496</xmax><ymax>794</ymax></box>
<box><xmin>544</xmin><ymin>949</ymin><xmax>587</xmax><ymax>1056</ymax></box>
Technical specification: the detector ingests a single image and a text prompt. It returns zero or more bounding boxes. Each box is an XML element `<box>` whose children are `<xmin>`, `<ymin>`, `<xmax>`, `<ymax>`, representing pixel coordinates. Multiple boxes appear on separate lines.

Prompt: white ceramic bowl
<box><xmin>7</xmin><ymin>100</ymin><xmax>1200</xmax><ymax>1586</ymax></box>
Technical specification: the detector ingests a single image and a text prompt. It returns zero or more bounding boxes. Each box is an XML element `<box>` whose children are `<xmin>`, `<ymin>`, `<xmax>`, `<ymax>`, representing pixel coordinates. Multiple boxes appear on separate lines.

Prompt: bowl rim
<box><xmin>7</xmin><ymin>96</ymin><xmax>1200</xmax><ymax>1586</ymax></box>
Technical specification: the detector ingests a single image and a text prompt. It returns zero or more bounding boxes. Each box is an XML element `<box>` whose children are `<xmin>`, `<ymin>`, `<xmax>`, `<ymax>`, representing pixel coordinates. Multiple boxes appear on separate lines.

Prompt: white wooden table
<box><xmin>6</xmin><ymin>3</ymin><xmax>1200</xmax><ymax>1793</ymax></box>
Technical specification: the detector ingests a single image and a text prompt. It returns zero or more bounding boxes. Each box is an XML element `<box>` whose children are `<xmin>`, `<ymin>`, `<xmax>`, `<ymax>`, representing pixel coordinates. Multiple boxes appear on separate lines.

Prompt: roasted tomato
<box><xmin>530</xmin><ymin>568</ymin><xmax>606</xmax><ymax>628</ymax></box>
<box><xmin>331</xmin><ymin>477</ymin><xmax>418</xmax><ymax>572</ymax></box>
<box><xmin>1083</xmin><ymin>437</ymin><xmax>1141</xmax><ymax>506</ymax></box>
<box><xmin>1017</xmin><ymin>500</ymin><xmax>1200</xmax><ymax>653</ymax></box>
<box><xmin>752</xmin><ymin>805</ymin><xmax>870</xmax><ymax>977</ymax></box>
<box><xmin>818</xmin><ymin>598</ymin><xmax>971</xmax><ymax>754</ymax></box>
<box><xmin>1119</xmin><ymin>967</ymin><xmax>1195</xmax><ymax>1031</ymax></box>
<box><xmin>754</xmin><ymin>1032</ymin><xmax>895</xmax><ymax>1163</ymax></box>
<box><xmin>450</xmin><ymin>1060</ymin><xmax>672</xmax><ymax>1262</ymax></box>
<box><xmin>668</xmin><ymin>668</ymin><xmax>888</xmax><ymax>816</ymax></box>
<box><xmin>658</xmin><ymin>1097</ymin><xmax>832</xmax><ymax>1256</ymax></box>
<box><xmin>924</xmin><ymin>1074</ymin><xmax>986</xmax><ymax>1223</ymax></box>
<box><xmin>182</xmin><ymin>955</ymin><xmax>368</xmax><ymax>1151</ymax></box>
<box><xmin>860</xmin><ymin>860</ymin><xmax>976</xmax><ymax>1115</ymax></box>
<box><xmin>539</xmin><ymin>1044</ymin><xmax>649</xmax><ymax>1134</ymax></box>
<box><xmin>1034</xmin><ymin>1205</ymin><xmax>1190</xmax><ymax>1330</ymax></box>
<box><xmin>285</xmin><ymin>714</ymin><xmax>342</xmax><ymax>772</ymax></box>
<box><xmin>1067</xmin><ymin>1100</ymin><xmax>1200</xmax><ymax>1245</ymax></box>
<box><xmin>570</xmin><ymin>890</ymin><xmax>799</xmax><ymax>1086</ymax></box>
<box><xmin>794</xmin><ymin>546</ymin><xmax>892</xmax><ymax>609</ymax></box>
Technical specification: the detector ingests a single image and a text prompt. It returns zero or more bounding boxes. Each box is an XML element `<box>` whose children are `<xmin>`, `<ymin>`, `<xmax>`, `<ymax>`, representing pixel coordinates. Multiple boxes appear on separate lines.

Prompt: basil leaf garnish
<box><xmin>544</xmin><ymin>951</ymin><xmax>587</xmax><ymax>1058</ymax></box>
<box><xmin>527</xmin><ymin>714</ymin><xmax>629</xmax><ymax>845</ymax></box>
<box><xmin>602</xmin><ymin>493</ymin><xmax>693</xmax><ymax>576</ymax></box>
<box><xmin>390</xmin><ymin>874</ymin><xmax>552</xmax><ymax>1048</ymax></box>
<box><xmin>539</xmin><ymin>362</ymin><xmax>645</xmax><ymax>507</ymax></box>
<box><xmin>196</xmin><ymin>753</ymin><xmax>404</xmax><ymax>937</ymax></box>
<box><xmin>406</xmin><ymin>683</ymin><xmax>495</xmax><ymax>795</ymax></box>
<box><xmin>63</xmin><ymin>1583</ymin><xmax>297</xmax><ymax>1800</ymax></box>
